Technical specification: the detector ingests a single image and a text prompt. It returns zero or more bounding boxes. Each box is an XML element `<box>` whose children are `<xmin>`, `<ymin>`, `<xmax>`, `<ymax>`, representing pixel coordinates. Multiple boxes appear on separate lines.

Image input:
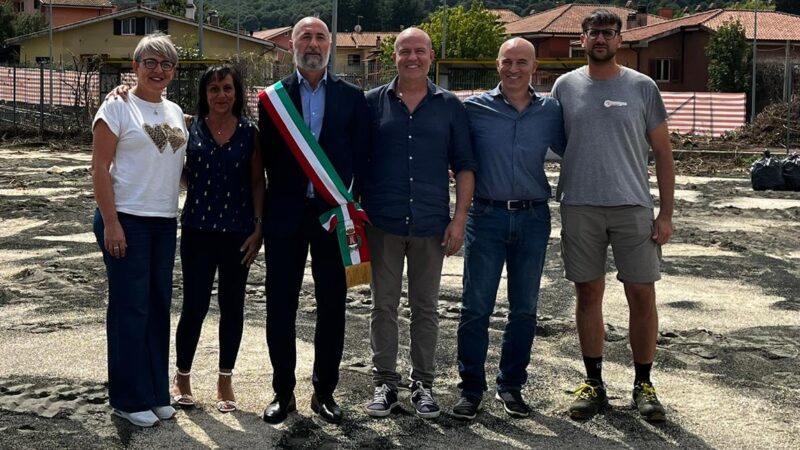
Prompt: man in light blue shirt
<box><xmin>452</xmin><ymin>37</ymin><xmax>565</xmax><ymax>421</ymax></box>
<box><xmin>297</xmin><ymin>69</ymin><xmax>326</xmax><ymax>197</ymax></box>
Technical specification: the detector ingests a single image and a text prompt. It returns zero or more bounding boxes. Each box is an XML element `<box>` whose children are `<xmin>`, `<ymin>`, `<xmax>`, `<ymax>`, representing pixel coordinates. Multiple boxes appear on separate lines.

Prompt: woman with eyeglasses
<box><xmin>170</xmin><ymin>65</ymin><xmax>265</xmax><ymax>414</ymax></box>
<box><xmin>91</xmin><ymin>32</ymin><xmax>187</xmax><ymax>427</ymax></box>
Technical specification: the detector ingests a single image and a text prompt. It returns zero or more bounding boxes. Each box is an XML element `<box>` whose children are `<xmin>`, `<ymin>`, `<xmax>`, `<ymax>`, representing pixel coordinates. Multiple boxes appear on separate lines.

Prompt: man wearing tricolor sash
<box><xmin>362</xmin><ymin>28</ymin><xmax>476</xmax><ymax>419</ymax></box>
<box><xmin>257</xmin><ymin>17</ymin><xmax>369</xmax><ymax>425</ymax></box>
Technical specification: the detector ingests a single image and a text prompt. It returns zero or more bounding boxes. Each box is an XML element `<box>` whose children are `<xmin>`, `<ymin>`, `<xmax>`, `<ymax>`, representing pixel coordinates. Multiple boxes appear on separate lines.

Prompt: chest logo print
<box><xmin>144</xmin><ymin>123</ymin><xmax>187</xmax><ymax>153</ymax></box>
<box><xmin>604</xmin><ymin>100</ymin><xmax>628</xmax><ymax>108</ymax></box>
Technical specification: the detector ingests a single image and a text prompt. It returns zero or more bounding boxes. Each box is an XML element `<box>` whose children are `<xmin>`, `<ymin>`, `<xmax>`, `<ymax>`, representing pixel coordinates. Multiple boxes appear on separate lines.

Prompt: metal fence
<box><xmin>0</xmin><ymin>63</ymin><xmax>100</xmax><ymax>133</ymax></box>
<box><xmin>1</xmin><ymin>59</ymin><xmax>764</xmax><ymax>141</ymax></box>
<box><xmin>0</xmin><ymin>60</ymin><xmax>402</xmax><ymax>134</ymax></box>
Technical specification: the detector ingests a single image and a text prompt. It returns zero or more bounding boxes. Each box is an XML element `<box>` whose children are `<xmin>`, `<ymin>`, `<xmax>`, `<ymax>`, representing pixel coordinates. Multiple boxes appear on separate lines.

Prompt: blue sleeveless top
<box><xmin>181</xmin><ymin>116</ymin><xmax>257</xmax><ymax>234</ymax></box>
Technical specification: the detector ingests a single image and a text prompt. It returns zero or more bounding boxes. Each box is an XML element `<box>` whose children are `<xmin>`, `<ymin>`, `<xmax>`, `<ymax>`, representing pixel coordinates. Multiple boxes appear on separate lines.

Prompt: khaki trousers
<box><xmin>368</xmin><ymin>226</ymin><xmax>445</xmax><ymax>389</ymax></box>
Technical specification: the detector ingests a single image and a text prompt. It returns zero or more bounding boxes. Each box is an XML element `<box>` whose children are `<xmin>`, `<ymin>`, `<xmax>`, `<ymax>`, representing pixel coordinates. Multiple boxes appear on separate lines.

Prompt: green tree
<box><xmin>0</xmin><ymin>4</ymin><xmax>15</xmax><ymax>45</ymax></box>
<box><xmin>0</xmin><ymin>4</ymin><xmax>47</xmax><ymax>45</ymax></box>
<box><xmin>13</xmin><ymin>12</ymin><xmax>47</xmax><ymax>37</ymax></box>
<box><xmin>157</xmin><ymin>0</ymin><xmax>186</xmax><ymax>17</ymax></box>
<box><xmin>706</xmin><ymin>19</ymin><xmax>751</xmax><ymax>93</ymax></box>
<box><xmin>775</xmin><ymin>0</ymin><xmax>800</xmax><ymax>14</ymax></box>
<box><xmin>418</xmin><ymin>1</ymin><xmax>505</xmax><ymax>59</ymax></box>
<box><xmin>728</xmin><ymin>0</ymin><xmax>775</xmax><ymax>10</ymax></box>
<box><xmin>380</xmin><ymin>0</ymin><xmax>426</xmax><ymax>31</ymax></box>
<box><xmin>339</xmin><ymin>0</ymin><xmax>381</xmax><ymax>31</ymax></box>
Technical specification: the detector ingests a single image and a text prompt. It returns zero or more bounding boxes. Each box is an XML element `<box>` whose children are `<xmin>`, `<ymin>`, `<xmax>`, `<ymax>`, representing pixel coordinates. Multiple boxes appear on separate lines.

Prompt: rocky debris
<box><xmin>342</xmin><ymin>359</ymin><xmax>371</xmax><ymax>375</ymax></box>
<box><xmin>0</xmin><ymin>379</ymin><xmax>108</xmax><ymax>420</ymax></box>
<box><xmin>6</xmin><ymin>322</ymin><xmax>76</xmax><ymax>334</ymax></box>
<box><xmin>721</xmin><ymin>100</ymin><xmax>800</xmax><ymax>148</ymax></box>
<box><xmin>604</xmin><ymin>324</ymin><xmax>627</xmax><ymax>342</ymax></box>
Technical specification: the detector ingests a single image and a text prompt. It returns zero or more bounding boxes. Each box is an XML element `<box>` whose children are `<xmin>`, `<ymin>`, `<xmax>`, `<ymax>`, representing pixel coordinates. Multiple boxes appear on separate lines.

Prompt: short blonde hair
<box><xmin>133</xmin><ymin>32</ymin><xmax>179</xmax><ymax>64</ymax></box>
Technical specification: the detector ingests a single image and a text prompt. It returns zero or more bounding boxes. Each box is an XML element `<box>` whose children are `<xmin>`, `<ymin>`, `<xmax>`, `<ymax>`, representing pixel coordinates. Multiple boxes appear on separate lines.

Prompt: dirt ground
<box><xmin>0</xmin><ymin>142</ymin><xmax>798</xmax><ymax>449</ymax></box>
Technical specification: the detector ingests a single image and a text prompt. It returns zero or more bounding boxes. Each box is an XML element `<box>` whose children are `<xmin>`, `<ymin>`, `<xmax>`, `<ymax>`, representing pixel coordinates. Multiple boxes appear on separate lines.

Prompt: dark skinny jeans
<box><xmin>175</xmin><ymin>227</ymin><xmax>250</xmax><ymax>372</ymax></box>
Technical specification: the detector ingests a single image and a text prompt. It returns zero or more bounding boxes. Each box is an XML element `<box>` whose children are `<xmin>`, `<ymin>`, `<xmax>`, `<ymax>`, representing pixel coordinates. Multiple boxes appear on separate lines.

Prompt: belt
<box><xmin>473</xmin><ymin>197</ymin><xmax>547</xmax><ymax>211</ymax></box>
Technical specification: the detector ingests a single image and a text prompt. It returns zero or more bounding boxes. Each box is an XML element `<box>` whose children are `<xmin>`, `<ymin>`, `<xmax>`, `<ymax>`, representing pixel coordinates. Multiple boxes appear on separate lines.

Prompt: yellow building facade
<box><xmin>9</xmin><ymin>6</ymin><xmax>275</xmax><ymax>66</ymax></box>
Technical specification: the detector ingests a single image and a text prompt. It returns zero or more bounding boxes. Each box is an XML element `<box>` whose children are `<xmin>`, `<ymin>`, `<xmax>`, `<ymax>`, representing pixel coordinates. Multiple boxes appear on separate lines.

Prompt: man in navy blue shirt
<box><xmin>451</xmin><ymin>38</ymin><xmax>565</xmax><ymax>421</ymax></box>
<box><xmin>362</xmin><ymin>27</ymin><xmax>476</xmax><ymax>419</ymax></box>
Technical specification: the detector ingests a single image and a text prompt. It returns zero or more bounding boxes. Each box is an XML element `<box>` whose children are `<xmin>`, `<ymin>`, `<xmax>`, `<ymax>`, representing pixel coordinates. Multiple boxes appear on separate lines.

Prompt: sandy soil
<box><xmin>0</xmin><ymin>144</ymin><xmax>799</xmax><ymax>449</ymax></box>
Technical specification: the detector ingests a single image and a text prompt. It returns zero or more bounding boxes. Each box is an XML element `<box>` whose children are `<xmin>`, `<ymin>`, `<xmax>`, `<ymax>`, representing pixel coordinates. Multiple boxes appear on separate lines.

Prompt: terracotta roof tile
<box><xmin>40</xmin><ymin>0</ymin><xmax>113</xmax><ymax>6</ymax></box>
<box><xmin>706</xmin><ymin>10</ymin><xmax>800</xmax><ymax>41</ymax></box>
<box><xmin>622</xmin><ymin>9</ymin><xmax>800</xmax><ymax>43</ymax></box>
<box><xmin>336</xmin><ymin>32</ymin><xmax>394</xmax><ymax>49</ymax></box>
<box><xmin>251</xmin><ymin>28</ymin><xmax>392</xmax><ymax>49</ymax></box>
<box><xmin>505</xmin><ymin>3</ymin><xmax>666</xmax><ymax>35</ymax></box>
<box><xmin>622</xmin><ymin>10</ymin><xmax>719</xmax><ymax>42</ymax></box>
<box><xmin>488</xmin><ymin>8</ymin><xmax>521</xmax><ymax>24</ymax></box>
<box><xmin>252</xmin><ymin>26</ymin><xmax>291</xmax><ymax>40</ymax></box>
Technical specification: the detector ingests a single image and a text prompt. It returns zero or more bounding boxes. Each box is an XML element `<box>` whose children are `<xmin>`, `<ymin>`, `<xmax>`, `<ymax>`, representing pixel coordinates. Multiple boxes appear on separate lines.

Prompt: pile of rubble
<box><xmin>720</xmin><ymin>100</ymin><xmax>800</xmax><ymax>148</ymax></box>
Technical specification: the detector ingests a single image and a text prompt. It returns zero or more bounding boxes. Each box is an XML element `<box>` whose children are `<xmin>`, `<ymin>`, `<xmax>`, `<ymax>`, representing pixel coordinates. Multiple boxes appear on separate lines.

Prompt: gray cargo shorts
<box><xmin>559</xmin><ymin>204</ymin><xmax>661</xmax><ymax>283</ymax></box>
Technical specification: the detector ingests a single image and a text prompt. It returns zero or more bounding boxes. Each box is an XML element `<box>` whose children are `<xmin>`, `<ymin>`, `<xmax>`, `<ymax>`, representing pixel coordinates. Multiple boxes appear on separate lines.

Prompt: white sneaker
<box><xmin>152</xmin><ymin>405</ymin><xmax>176</xmax><ymax>420</ymax></box>
<box><xmin>112</xmin><ymin>409</ymin><xmax>160</xmax><ymax>427</ymax></box>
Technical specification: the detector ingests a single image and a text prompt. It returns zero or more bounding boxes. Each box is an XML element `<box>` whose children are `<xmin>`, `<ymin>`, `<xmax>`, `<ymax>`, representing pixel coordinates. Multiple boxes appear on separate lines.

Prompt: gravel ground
<box><xmin>0</xmin><ymin>144</ymin><xmax>799</xmax><ymax>449</ymax></box>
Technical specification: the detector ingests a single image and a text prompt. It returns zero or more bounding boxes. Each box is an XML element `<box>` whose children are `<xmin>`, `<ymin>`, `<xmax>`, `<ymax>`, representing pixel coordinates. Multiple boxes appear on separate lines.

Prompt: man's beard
<box><xmin>295</xmin><ymin>51</ymin><xmax>330</xmax><ymax>71</ymax></box>
<box><xmin>587</xmin><ymin>46</ymin><xmax>615</xmax><ymax>63</ymax></box>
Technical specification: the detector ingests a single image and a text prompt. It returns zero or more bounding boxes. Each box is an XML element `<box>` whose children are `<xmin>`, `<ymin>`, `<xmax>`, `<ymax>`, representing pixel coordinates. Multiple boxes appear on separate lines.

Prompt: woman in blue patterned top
<box><xmin>172</xmin><ymin>65</ymin><xmax>265</xmax><ymax>413</ymax></box>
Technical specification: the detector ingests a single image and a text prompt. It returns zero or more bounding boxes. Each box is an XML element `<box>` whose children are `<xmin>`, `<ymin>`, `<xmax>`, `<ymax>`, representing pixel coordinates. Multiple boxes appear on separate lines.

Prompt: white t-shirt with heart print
<box><xmin>93</xmin><ymin>93</ymin><xmax>187</xmax><ymax>218</ymax></box>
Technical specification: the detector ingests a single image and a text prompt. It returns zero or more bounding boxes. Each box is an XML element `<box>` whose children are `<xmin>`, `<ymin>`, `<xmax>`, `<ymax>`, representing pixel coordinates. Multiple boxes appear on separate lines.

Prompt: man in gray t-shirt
<box><xmin>551</xmin><ymin>9</ymin><xmax>675</xmax><ymax>423</ymax></box>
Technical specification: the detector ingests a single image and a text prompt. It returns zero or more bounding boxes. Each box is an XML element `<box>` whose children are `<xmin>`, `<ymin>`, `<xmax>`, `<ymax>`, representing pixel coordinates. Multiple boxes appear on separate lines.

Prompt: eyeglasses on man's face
<box><xmin>584</xmin><ymin>28</ymin><xmax>620</xmax><ymax>40</ymax></box>
<box><xmin>139</xmin><ymin>58</ymin><xmax>175</xmax><ymax>71</ymax></box>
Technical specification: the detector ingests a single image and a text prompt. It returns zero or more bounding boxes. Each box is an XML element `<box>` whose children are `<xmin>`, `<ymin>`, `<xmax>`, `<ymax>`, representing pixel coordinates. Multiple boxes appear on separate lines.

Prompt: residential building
<box><xmin>40</xmin><ymin>0</ymin><xmax>116</xmax><ymax>28</ymax></box>
<box><xmin>6</xmin><ymin>5</ymin><xmax>276</xmax><ymax>66</ymax></box>
<box><xmin>3</xmin><ymin>0</ymin><xmax>36</xmax><ymax>14</ymax></box>
<box><xmin>505</xmin><ymin>3</ymin><xmax>668</xmax><ymax>61</ymax></box>
<box><xmin>620</xmin><ymin>9</ymin><xmax>800</xmax><ymax>92</ymax></box>
<box><xmin>488</xmin><ymin>8</ymin><xmax>520</xmax><ymax>25</ymax></box>
<box><xmin>332</xmin><ymin>30</ymin><xmax>392</xmax><ymax>75</ymax></box>
<box><xmin>253</xmin><ymin>26</ymin><xmax>291</xmax><ymax>51</ymax></box>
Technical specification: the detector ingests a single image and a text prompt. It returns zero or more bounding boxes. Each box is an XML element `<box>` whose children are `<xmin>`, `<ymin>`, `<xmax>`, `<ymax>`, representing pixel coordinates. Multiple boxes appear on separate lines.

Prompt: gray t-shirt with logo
<box><xmin>551</xmin><ymin>66</ymin><xmax>667</xmax><ymax>208</ymax></box>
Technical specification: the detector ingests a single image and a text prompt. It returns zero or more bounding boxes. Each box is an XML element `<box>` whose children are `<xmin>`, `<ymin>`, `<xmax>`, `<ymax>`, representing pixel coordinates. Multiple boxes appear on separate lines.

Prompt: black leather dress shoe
<box><xmin>262</xmin><ymin>394</ymin><xmax>296</xmax><ymax>424</ymax></box>
<box><xmin>311</xmin><ymin>394</ymin><xmax>343</xmax><ymax>424</ymax></box>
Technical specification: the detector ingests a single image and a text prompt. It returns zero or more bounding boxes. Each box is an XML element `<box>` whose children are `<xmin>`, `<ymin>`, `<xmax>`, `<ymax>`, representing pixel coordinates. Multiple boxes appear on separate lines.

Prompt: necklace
<box><xmin>206</xmin><ymin>116</ymin><xmax>235</xmax><ymax>135</ymax></box>
<box><xmin>131</xmin><ymin>88</ymin><xmax>163</xmax><ymax>115</ymax></box>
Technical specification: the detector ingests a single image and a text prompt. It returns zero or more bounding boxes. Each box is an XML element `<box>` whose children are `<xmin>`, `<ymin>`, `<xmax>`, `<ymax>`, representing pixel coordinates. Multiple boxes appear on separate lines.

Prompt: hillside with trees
<box><xmin>134</xmin><ymin>1</ymin><xmax>795</xmax><ymax>34</ymax></box>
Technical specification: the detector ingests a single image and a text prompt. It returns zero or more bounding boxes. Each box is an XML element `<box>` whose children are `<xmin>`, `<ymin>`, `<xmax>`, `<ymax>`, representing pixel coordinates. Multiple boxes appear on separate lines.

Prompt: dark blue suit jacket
<box><xmin>258</xmin><ymin>72</ymin><xmax>369</xmax><ymax>236</ymax></box>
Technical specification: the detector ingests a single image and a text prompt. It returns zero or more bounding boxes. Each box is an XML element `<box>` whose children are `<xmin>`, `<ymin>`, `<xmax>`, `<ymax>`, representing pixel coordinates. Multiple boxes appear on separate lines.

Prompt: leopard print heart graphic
<box><xmin>144</xmin><ymin>123</ymin><xmax>186</xmax><ymax>153</ymax></box>
<box><xmin>143</xmin><ymin>123</ymin><xmax>168</xmax><ymax>153</ymax></box>
<box><xmin>165</xmin><ymin>125</ymin><xmax>186</xmax><ymax>152</ymax></box>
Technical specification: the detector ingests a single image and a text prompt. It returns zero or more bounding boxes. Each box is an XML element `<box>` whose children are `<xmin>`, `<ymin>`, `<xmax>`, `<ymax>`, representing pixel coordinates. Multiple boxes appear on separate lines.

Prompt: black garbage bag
<box><xmin>782</xmin><ymin>153</ymin><xmax>800</xmax><ymax>191</ymax></box>
<box><xmin>751</xmin><ymin>151</ymin><xmax>785</xmax><ymax>191</ymax></box>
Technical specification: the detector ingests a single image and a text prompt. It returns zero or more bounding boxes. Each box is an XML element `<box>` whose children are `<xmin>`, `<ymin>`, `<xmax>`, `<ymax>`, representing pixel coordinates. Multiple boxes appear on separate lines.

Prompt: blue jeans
<box><xmin>93</xmin><ymin>209</ymin><xmax>177</xmax><ymax>412</ymax></box>
<box><xmin>457</xmin><ymin>202</ymin><xmax>550</xmax><ymax>397</ymax></box>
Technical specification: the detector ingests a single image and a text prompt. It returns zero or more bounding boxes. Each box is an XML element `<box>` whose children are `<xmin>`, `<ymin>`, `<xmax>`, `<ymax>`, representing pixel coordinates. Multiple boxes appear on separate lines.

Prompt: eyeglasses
<box><xmin>139</xmin><ymin>58</ymin><xmax>175</xmax><ymax>71</ymax></box>
<box><xmin>584</xmin><ymin>29</ymin><xmax>620</xmax><ymax>40</ymax></box>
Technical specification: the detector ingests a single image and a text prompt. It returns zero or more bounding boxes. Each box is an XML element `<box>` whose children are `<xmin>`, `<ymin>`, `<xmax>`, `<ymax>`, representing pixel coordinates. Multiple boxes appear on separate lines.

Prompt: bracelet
<box><xmin>253</xmin><ymin>216</ymin><xmax>263</xmax><ymax>224</ymax></box>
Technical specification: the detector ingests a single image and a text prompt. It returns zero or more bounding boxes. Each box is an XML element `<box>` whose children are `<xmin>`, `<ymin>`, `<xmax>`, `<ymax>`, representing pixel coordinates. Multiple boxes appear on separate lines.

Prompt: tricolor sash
<box><xmin>258</xmin><ymin>81</ymin><xmax>371</xmax><ymax>287</ymax></box>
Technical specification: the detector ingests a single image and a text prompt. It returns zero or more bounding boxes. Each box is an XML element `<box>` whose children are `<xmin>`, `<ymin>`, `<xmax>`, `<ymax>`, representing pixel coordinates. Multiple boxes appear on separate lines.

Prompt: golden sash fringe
<box><xmin>346</xmin><ymin>262</ymin><xmax>372</xmax><ymax>288</ymax></box>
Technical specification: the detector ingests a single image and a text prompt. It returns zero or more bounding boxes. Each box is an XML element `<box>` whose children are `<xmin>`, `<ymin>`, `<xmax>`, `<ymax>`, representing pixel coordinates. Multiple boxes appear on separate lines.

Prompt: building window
<box><xmin>347</xmin><ymin>54</ymin><xmax>361</xmax><ymax>66</ymax></box>
<box><xmin>569</xmin><ymin>47</ymin><xmax>585</xmax><ymax>58</ymax></box>
<box><xmin>654</xmin><ymin>58</ymin><xmax>672</xmax><ymax>82</ymax></box>
<box><xmin>145</xmin><ymin>18</ymin><xmax>159</xmax><ymax>34</ymax></box>
<box><xmin>121</xmin><ymin>18</ymin><xmax>136</xmax><ymax>36</ymax></box>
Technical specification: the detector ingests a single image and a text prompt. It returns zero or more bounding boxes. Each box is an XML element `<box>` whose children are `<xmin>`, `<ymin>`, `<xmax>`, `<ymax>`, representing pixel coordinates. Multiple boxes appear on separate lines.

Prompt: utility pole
<box><xmin>48</xmin><ymin>0</ymin><xmax>53</xmax><ymax>109</ymax></box>
<box><xmin>331</xmin><ymin>0</ymin><xmax>338</xmax><ymax>72</ymax></box>
<box><xmin>751</xmin><ymin>6</ymin><xmax>758</xmax><ymax>122</ymax></box>
<box><xmin>441</xmin><ymin>0</ymin><xmax>447</xmax><ymax>59</ymax></box>
<box><xmin>198</xmin><ymin>0</ymin><xmax>205</xmax><ymax>59</ymax></box>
